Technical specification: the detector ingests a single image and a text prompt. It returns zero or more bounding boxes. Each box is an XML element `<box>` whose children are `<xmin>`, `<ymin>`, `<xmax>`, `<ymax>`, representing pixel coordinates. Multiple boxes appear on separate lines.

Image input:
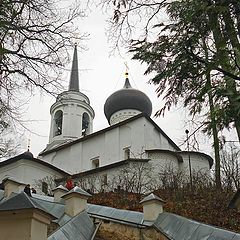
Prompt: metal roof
<box><xmin>87</xmin><ymin>203</ymin><xmax>151</xmax><ymax>227</ymax></box>
<box><xmin>0</xmin><ymin>191</ymin><xmax>239</xmax><ymax>239</ymax></box>
<box><xmin>154</xmin><ymin>212</ymin><xmax>240</xmax><ymax>240</ymax></box>
<box><xmin>32</xmin><ymin>196</ymin><xmax>65</xmax><ymax>219</ymax></box>
<box><xmin>0</xmin><ymin>192</ymin><xmax>56</xmax><ymax>219</ymax></box>
<box><xmin>48</xmin><ymin>211</ymin><xmax>95</xmax><ymax>240</ymax></box>
<box><xmin>62</xmin><ymin>186</ymin><xmax>92</xmax><ymax>198</ymax></box>
<box><xmin>52</xmin><ymin>185</ymin><xmax>68</xmax><ymax>192</ymax></box>
<box><xmin>0</xmin><ymin>153</ymin><xmax>70</xmax><ymax>175</ymax></box>
<box><xmin>140</xmin><ymin>193</ymin><xmax>165</xmax><ymax>204</ymax></box>
<box><xmin>104</xmin><ymin>78</ymin><xmax>152</xmax><ymax>123</ymax></box>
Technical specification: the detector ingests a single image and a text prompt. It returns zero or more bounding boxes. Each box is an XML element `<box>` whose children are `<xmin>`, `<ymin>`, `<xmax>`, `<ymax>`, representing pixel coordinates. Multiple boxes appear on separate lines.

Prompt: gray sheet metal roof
<box><xmin>0</xmin><ymin>192</ymin><xmax>48</xmax><ymax>212</ymax></box>
<box><xmin>48</xmin><ymin>211</ymin><xmax>95</xmax><ymax>240</ymax></box>
<box><xmin>33</xmin><ymin>195</ymin><xmax>151</xmax><ymax>228</ymax></box>
<box><xmin>62</xmin><ymin>186</ymin><xmax>92</xmax><ymax>198</ymax></box>
<box><xmin>0</xmin><ymin>192</ymin><xmax>56</xmax><ymax>219</ymax></box>
<box><xmin>154</xmin><ymin>212</ymin><xmax>240</xmax><ymax>240</ymax></box>
<box><xmin>32</xmin><ymin>196</ymin><xmax>65</xmax><ymax>219</ymax></box>
<box><xmin>87</xmin><ymin>203</ymin><xmax>152</xmax><ymax>227</ymax></box>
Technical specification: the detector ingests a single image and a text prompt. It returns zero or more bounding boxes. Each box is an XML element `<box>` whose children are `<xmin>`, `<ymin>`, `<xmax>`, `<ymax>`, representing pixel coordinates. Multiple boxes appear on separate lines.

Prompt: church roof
<box><xmin>179</xmin><ymin>150</ymin><xmax>214</xmax><ymax>168</ymax></box>
<box><xmin>0</xmin><ymin>192</ymin><xmax>55</xmax><ymax>219</ymax></box>
<box><xmin>154</xmin><ymin>212</ymin><xmax>240</xmax><ymax>240</ymax></box>
<box><xmin>48</xmin><ymin>211</ymin><xmax>95</xmax><ymax>240</ymax></box>
<box><xmin>57</xmin><ymin>158</ymin><xmax>150</xmax><ymax>183</ymax></box>
<box><xmin>68</xmin><ymin>44</ymin><xmax>79</xmax><ymax>91</ymax></box>
<box><xmin>145</xmin><ymin>149</ymin><xmax>183</xmax><ymax>162</ymax></box>
<box><xmin>39</xmin><ymin>113</ymin><xmax>181</xmax><ymax>156</ymax></box>
<box><xmin>146</xmin><ymin>149</ymin><xmax>214</xmax><ymax>168</ymax></box>
<box><xmin>0</xmin><ymin>153</ymin><xmax>70</xmax><ymax>176</ymax></box>
<box><xmin>104</xmin><ymin>78</ymin><xmax>152</xmax><ymax>123</ymax></box>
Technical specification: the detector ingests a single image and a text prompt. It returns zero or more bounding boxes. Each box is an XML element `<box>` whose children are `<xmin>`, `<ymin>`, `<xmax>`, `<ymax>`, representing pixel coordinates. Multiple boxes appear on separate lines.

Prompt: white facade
<box><xmin>0</xmin><ymin>46</ymin><xmax>213</xmax><ymax>194</ymax></box>
<box><xmin>39</xmin><ymin>114</ymin><xmax>212</xmax><ymax>181</ymax></box>
<box><xmin>39</xmin><ymin>116</ymin><xmax>186</xmax><ymax>173</ymax></box>
<box><xmin>0</xmin><ymin>157</ymin><xmax>68</xmax><ymax>192</ymax></box>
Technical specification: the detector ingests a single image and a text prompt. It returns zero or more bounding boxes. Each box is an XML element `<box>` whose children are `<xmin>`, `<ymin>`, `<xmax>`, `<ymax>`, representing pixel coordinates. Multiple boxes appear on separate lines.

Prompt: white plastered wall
<box><xmin>0</xmin><ymin>159</ymin><xmax>66</xmax><ymax>187</ymax></box>
<box><xmin>40</xmin><ymin>116</ymin><xmax>211</xmax><ymax>176</ymax></box>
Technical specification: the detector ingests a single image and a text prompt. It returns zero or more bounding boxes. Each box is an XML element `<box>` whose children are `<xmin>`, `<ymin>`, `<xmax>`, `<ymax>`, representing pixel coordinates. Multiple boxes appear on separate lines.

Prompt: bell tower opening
<box><xmin>82</xmin><ymin>112</ymin><xmax>90</xmax><ymax>136</ymax></box>
<box><xmin>53</xmin><ymin>110</ymin><xmax>63</xmax><ymax>137</ymax></box>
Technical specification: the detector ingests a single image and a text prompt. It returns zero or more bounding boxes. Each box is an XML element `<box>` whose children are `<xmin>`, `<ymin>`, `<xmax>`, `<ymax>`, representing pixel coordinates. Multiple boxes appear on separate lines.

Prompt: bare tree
<box><xmin>0</xmin><ymin>112</ymin><xmax>22</xmax><ymax>160</ymax></box>
<box><xmin>34</xmin><ymin>175</ymin><xmax>57</xmax><ymax>196</ymax></box>
<box><xmin>221</xmin><ymin>143</ymin><xmax>240</xmax><ymax>190</ymax></box>
<box><xmin>114</xmin><ymin>162</ymin><xmax>155</xmax><ymax>194</ymax></box>
<box><xmin>0</xmin><ymin>0</ymin><xmax>86</xmax><ymax>124</ymax></box>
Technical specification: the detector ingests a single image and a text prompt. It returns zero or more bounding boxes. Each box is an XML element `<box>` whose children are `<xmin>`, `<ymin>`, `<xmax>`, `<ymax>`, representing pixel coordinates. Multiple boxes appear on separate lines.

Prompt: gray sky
<box><xmin>22</xmin><ymin>4</ymin><xmax>213</xmax><ymax>157</ymax></box>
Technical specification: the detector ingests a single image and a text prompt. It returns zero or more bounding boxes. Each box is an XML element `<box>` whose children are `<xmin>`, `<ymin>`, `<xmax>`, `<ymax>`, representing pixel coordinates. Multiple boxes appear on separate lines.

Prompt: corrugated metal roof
<box><xmin>154</xmin><ymin>212</ymin><xmax>240</xmax><ymax>240</ymax></box>
<box><xmin>48</xmin><ymin>211</ymin><xmax>95</xmax><ymax>240</ymax></box>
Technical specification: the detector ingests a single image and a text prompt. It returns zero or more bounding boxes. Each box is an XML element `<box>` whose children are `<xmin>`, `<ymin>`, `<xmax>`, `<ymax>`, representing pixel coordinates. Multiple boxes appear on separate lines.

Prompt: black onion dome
<box><xmin>22</xmin><ymin>150</ymin><xmax>34</xmax><ymax>159</ymax></box>
<box><xmin>104</xmin><ymin>78</ymin><xmax>152</xmax><ymax>123</ymax></box>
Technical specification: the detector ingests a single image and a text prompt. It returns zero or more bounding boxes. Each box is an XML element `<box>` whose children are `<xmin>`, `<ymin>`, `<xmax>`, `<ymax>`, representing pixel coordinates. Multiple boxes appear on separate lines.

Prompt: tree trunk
<box><xmin>203</xmin><ymin>36</ymin><xmax>222</xmax><ymax>189</ymax></box>
<box><xmin>208</xmin><ymin>4</ymin><xmax>240</xmax><ymax>142</ymax></box>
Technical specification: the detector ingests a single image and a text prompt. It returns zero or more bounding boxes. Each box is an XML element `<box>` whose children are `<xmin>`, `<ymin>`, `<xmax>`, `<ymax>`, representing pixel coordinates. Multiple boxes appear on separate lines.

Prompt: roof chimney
<box><xmin>3</xmin><ymin>178</ymin><xmax>23</xmax><ymax>198</ymax></box>
<box><xmin>52</xmin><ymin>185</ymin><xmax>68</xmax><ymax>203</ymax></box>
<box><xmin>61</xmin><ymin>186</ymin><xmax>91</xmax><ymax>217</ymax></box>
<box><xmin>140</xmin><ymin>193</ymin><xmax>166</xmax><ymax>222</ymax></box>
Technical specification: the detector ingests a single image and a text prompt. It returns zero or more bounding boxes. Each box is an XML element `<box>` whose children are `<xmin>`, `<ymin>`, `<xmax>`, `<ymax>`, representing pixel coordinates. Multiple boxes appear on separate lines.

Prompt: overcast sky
<box><xmin>21</xmin><ymin>4</ymin><xmax>213</xmax><ymax>157</ymax></box>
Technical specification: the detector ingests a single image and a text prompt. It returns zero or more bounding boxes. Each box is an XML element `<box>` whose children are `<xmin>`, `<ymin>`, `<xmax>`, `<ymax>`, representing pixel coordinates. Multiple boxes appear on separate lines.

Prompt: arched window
<box><xmin>82</xmin><ymin>112</ymin><xmax>90</xmax><ymax>136</ymax></box>
<box><xmin>53</xmin><ymin>110</ymin><xmax>63</xmax><ymax>137</ymax></box>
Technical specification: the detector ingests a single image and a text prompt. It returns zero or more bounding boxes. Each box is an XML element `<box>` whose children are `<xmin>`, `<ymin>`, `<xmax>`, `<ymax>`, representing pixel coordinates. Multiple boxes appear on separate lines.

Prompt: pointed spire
<box><xmin>69</xmin><ymin>43</ymin><xmax>80</xmax><ymax>91</ymax></box>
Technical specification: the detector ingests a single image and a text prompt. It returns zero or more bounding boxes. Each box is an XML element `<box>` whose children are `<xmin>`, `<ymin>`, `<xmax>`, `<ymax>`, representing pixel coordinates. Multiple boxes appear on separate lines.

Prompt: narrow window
<box><xmin>53</xmin><ymin>110</ymin><xmax>63</xmax><ymax>137</ymax></box>
<box><xmin>42</xmin><ymin>182</ymin><xmax>48</xmax><ymax>195</ymax></box>
<box><xmin>124</xmin><ymin>148</ymin><xmax>130</xmax><ymax>159</ymax></box>
<box><xmin>82</xmin><ymin>112</ymin><xmax>90</xmax><ymax>136</ymax></box>
<box><xmin>92</xmin><ymin>158</ymin><xmax>99</xmax><ymax>169</ymax></box>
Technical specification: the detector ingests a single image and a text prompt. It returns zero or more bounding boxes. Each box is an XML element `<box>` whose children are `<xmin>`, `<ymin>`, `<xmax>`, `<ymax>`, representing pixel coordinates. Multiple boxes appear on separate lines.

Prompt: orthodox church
<box><xmin>0</xmin><ymin>45</ymin><xmax>213</xmax><ymax>192</ymax></box>
<box><xmin>2</xmin><ymin>45</ymin><xmax>236</xmax><ymax>240</ymax></box>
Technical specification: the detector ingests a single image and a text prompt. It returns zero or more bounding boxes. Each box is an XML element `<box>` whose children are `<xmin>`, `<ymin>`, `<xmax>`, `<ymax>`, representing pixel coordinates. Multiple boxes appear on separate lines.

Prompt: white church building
<box><xmin>0</xmin><ymin>45</ymin><xmax>213</xmax><ymax>193</ymax></box>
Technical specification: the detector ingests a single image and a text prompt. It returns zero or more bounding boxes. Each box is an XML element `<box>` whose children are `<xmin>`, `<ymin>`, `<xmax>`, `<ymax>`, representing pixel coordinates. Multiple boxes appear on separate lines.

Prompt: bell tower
<box><xmin>48</xmin><ymin>44</ymin><xmax>95</xmax><ymax>147</ymax></box>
